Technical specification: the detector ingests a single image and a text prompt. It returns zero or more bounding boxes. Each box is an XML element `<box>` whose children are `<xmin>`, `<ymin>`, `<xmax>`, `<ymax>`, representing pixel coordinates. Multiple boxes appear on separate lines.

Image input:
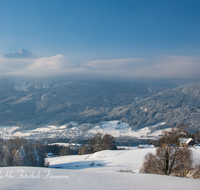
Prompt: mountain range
<box><xmin>0</xmin><ymin>77</ymin><xmax>200</xmax><ymax>132</ymax></box>
<box><xmin>106</xmin><ymin>83</ymin><xmax>200</xmax><ymax>132</ymax></box>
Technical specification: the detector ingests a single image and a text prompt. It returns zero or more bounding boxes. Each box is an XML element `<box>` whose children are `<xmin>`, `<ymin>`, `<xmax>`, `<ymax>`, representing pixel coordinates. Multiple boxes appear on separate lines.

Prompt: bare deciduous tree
<box><xmin>140</xmin><ymin>125</ymin><xmax>194</xmax><ymax>177</ymax></box>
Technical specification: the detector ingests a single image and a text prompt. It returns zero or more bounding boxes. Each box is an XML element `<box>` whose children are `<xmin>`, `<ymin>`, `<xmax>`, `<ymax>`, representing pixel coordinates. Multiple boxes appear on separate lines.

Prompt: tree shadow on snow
<box><xmin>48</xmin><ymin>160</ymin><xmax>111</xmax><ymax>170</ymax></box>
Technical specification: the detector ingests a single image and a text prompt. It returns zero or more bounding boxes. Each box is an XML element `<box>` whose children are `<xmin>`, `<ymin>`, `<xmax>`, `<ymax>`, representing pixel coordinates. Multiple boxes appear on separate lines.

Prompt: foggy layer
<box><xmin>0</xmin><ymin>54</ymin><xmax>200</xmax><ymax>79</ymax></box>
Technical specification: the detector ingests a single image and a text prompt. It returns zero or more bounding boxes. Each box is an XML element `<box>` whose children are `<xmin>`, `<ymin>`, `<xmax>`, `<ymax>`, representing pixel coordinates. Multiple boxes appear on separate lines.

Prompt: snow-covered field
<box><xmin>47</xmin><ymin>148</ymin><xmax>156</xmax><ymax>173</ymax></box>
<box><xmin>1</xmin><ymin>147</ymin><xmax>200</xmax><ymax>190</ymax></box>
<box><xmin>0</xmin><ymin>120</ymin><xmax>167</xmax><ymax>139</ymax></box>
<box><xmin>47</xmin><ymin>147</ymin><xmax>200</xmax><ymax>172</ymax></box>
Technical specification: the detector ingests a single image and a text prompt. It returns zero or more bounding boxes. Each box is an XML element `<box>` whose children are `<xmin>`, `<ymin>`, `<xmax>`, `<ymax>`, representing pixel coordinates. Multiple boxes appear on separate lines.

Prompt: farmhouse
<box><xmin>179</xmin><ymin>138</ymin><xmax>196</xmax><ymax>146</ymax></box>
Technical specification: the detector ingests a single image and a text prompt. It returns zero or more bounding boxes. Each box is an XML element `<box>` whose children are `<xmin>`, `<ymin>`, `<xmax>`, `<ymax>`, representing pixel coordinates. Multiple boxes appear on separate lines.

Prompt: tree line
<box><xmin>45</xmin><ymin>144</ymin><xmax>78</xmax><ymax>156</ymax></box>
<box><xmin>0</xmin><ymin>133</ymin><xmax>117</xmax><ymax>167</ymax></box>
<box><xmin>0</xmin><ymin>137</ymin><xmax>45</xmax><ymax>167</ymax></box>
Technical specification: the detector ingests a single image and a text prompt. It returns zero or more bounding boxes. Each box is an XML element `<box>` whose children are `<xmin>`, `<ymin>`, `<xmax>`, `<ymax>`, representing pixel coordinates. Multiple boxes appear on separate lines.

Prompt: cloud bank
<box><xmin>0</xmin><ymin>54</ymin><xmax>200</xmax><ymax>79</ymax></box>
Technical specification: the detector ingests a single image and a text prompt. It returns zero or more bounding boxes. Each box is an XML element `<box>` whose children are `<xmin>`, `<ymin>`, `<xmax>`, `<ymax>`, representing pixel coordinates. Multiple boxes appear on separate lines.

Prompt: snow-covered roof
<box><xmin>47</xmin><ymin>152</ymin><xmax>53</xmax><ymax>156</ymax></box>
<box><xmin>70</xmin><ymin>143</ymin><xmax>82</xmax><ymax>147</ymax></box>
<box><xmin>138</xmin><ymin>144</ymin><xmax>155</xmax><ymax>148</ymax></box>
<box><xmin>49</xmin><ymin>143</ymin><xmax>70</xmax><ymax>147</ymax></box>
<box><xmin>179</xmin><ymin>138</ymin><xmax>193</xmax><ymax>144</ymax></box>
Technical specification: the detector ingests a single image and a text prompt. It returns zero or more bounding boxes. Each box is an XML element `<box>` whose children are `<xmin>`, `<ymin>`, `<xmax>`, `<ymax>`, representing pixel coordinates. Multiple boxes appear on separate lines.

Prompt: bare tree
<box><xmin>173</xmin><ymin>147</ymin><xmax>193</xmax><ymax>177</ymax></box>
<box><xmin>140</xmin><ymin>125</ymin><xmax>193</xmax><ymax>177</ymax></box>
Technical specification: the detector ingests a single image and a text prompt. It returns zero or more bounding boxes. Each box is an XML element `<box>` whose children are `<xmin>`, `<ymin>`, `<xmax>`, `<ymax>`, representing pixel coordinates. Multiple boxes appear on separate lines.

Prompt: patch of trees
<box><xmin>78</xmin><ymin>133</ymin><xmax>117</xmax><ymax>155</ymax></box>
<box><xmin>0</xmin><ymin>137</ymin><xmax>45</xmax><ymax>167</ymax></box>
<box><xmin>140</xmin><ymin>125</ymin><xmax>200</xmax><ymax>179</ymax></box>
<box><xmin>45</xmin><ymin>144</ymin><xmax>78</xmax><ymax>156</ymax></box>
<box><xmin>115</xmin><ymin>136</ymin><xmax>147</xmax><ymax>146</ymax></box>
<box><xmin>41</xmin><ymin>136</ymin><xmax>148</xmax><ymax>147</ymax></box>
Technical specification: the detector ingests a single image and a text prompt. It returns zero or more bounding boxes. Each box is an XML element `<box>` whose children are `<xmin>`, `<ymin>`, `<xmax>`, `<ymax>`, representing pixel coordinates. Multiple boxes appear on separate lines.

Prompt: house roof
<box><xmin>179</xmin><ymin>138</ymin><xmax>193</xmax><ymax>144</ymax></box>
<box><xmin>138</xmin><ymin>144</ymin><xmax>155</xmax><ymax>148</ymax></box>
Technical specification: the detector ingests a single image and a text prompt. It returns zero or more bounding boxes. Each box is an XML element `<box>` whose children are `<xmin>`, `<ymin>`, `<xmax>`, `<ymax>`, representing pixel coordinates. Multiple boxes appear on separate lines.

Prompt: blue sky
<box><xmin>0</xmin><ymin>0</ymin><xmax>200</xmax><ymax>78</ymax></box>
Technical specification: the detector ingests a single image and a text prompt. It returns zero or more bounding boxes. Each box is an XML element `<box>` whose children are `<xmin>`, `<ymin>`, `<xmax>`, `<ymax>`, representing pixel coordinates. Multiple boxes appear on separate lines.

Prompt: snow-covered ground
<box><xmin>0</xmin><ymin>121</ymin><xmax>168</xmax><ymax>140</ymax></box>
<box><xmin>47</xmin><ymin>148</ymin><xmax>156</xmax><ymax>173</ymax></box>
<box><xmin>1</xmin><ymin>147</ymin><xmax>200</xmax><ymax>190</ymax></box>
<box><xmin>47</xmin><ymin>147</ymin><xmax>200</xmax><ymax>173</ymax></box>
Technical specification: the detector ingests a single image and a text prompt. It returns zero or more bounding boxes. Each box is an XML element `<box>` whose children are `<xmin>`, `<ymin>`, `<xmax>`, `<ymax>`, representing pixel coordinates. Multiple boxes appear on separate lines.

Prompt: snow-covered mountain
<box><xmin>106</xmin><ymin>82</ymin><xmax>200</xmax><ymax>132</ymax></box>
<box><xmin>1</xmin><ymin>77</ymin><xmax>200</xmax><ymax>134</ymax></box>
<box><xmin>1</xmin><ymin>48</ymin><xmax>36</xmax><ymax>58</ymax></box>
<box><xmin>0</xmin><ymin>78</ymin><xmax>172</xmax><ymax>129</ymax></box>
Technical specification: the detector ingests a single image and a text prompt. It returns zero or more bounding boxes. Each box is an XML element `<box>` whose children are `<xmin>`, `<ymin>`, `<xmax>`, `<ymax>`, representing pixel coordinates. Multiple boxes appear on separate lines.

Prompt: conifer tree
<box><xmin>13</xmin><ymin>150</ymin><xmax>23</xmax><ymax>166</ymax></box>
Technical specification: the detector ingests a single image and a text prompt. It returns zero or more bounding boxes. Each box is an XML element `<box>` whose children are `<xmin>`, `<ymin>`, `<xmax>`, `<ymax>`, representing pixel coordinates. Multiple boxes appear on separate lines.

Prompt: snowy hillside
<box><xmin>0</xmin><ymin>78</ymin><xmax>172</xmax><ymax>128</ymax></box>
<box><xmin>48</xmin><ymin>148</ymin><xmax>156</xmax><ymax>173</ymax></box>
<box><xmin>47</xmin><ymin>147</ymin><xmax>200</xmax><ymax>173</ymax></box>
<box><xmin>107</xmin><ymin>82</ymin><xmax>200</xmax><ymax>132</ymax></box>
<box><xmin>1</xmin><ymin>147</ymin><xmax>200</xmax><ymax>190</ymax></box>
<box><xmin>1</xmin><ymin>79</ymin><xmax>200</xmax><ymax>133</ymax></box>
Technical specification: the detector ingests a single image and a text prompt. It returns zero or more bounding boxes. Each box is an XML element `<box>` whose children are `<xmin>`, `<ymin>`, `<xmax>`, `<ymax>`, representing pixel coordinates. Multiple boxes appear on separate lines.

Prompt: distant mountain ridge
<box><xmin>1</xmin><ymin>48</ymin><xmax>36</xmax><ymax>58</ymax></box>
<box><xmin>106</xmin><ymin>82</ymin><xmax>200</xmax><ymax>132</ymax></box>
<box><xmin>0</xmin><ymin>78</ymin><xmax>200</xmax><ymax>133</ymax></box>
<box><xmin>0</xmin><ymin>78</ymin><xmax>171</xmax><ymax>129</ymax></box>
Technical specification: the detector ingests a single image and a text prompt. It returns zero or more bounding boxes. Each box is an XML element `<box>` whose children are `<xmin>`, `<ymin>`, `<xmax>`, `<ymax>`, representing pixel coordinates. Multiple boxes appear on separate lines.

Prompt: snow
<box><xmin>49</xmin><ymin>143</ymin><xmax>70</xmax><ymax>147</ymax></box>
<box><xmin>65</xmin><ymin>121</ymin><xmax>78</xmax><ymax>125</ymax></box>
<box><xmin>150</xmin><ymin>122</ymin><xmax>166</xmax><ymax>128</ymax></box>
<box><xmin>32</xmin><ymin>126</ymin><xmax>57</xmax><ymax>132</ymax></box>
<box><xmin>192</xmin><ymin>147</ymin><xmax>200</xmax><ymax>162</ymax></box>
<box><xmin>117</xmin><ymin>146</ymin><xmax>138</xmax><ymax>150</ymax></box>
<box><xmin>58</xmin><ymin>125</ymin><xmax>67</xmax><ymax>129</ymax></box>
<box><xmin>148</xmin><ymin>87</ymin><xmax>152</xmax><ymax>93</ymax></box>
<box><xmin>0</xmin><ymin>126</ymin><xmax>19</xmax><ymax>138</ymax></box>
<box><xmin>14</xmin><ymin>131</ymin><xmax>33</xmax><ymax>137</ymax></box>
<box><xmin>140</xmin><ymin>106</ymin><xmax>148</xmax><ymax>112</ymax></box>
<box><xmin>47</xmin><ymin>147</ymin><xmax>200</xmax><ymax>172</ymax></box>
<box><xmin>47</xmin><ymin>148</ymin><xmax>156</xmax><ymax>172</ymax></box>
<box><xmin>0</xmin><ymin>121</ymin><xmax>168</xmax><ymax>139</ymax></box>
<box><xmin>47</xmin><ymin>153</ymin><xmax>53</xmax><ymax>157</ymax></box>
<box><xmin>14</xmin><ymin>81</ymin><xmax>29</xmax><ymax>91</ymax></box>
<box><xmin>88</xmin><ymin>120</ymin><xmax>167</xmax><ymax>138</ymax></box>
<box><xmin>0</xmin><ymin>167</ymin><xmax>199</xmax><ymax>190</ymax></box>
<box><xmin>138</xmin><ymin>144</ymin><xmax>155</xmax><ymax>148</ymax></box>
<box><xmin>88</xmin><ymin>121</ymin><xmax>130</xmax><ymax>137</ymax></box>
<box><xmin>1</xmin><ymin>147</ymin><xmax>200</xmax><ymax>190</ymax></box>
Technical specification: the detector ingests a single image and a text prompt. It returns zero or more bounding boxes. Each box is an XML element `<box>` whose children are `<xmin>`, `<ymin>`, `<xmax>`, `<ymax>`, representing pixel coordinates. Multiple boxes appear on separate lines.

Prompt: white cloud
<box><xmin>83</xmin><ymin>55</ymin><xmax>200</xmax><ymax>78</ymax></box>
<box><xmin>0</xmin><ymin>54</ymin><xmax>68</xmax><ymax>77</ymax></box>
<box><xmin>0</xmin><ymin>54</ymin><xmax>200</xmax><ymax>78</ymax></box>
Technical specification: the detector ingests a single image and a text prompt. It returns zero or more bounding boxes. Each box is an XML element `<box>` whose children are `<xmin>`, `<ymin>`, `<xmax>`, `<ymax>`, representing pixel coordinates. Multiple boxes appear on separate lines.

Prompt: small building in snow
<box><xmin>138</xmin><ymin>144</ymin><xmax>155</xmax><ymax>148</ymax></box>
<box><xmin>46</xmin><ymin>152</ymin><xmax>53</xmax><ymax>157</ymax></box>
<box><xmin>179</xmin><ymin>138</ymin><xmax>196</xmax><ymax>147</ymax></box>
